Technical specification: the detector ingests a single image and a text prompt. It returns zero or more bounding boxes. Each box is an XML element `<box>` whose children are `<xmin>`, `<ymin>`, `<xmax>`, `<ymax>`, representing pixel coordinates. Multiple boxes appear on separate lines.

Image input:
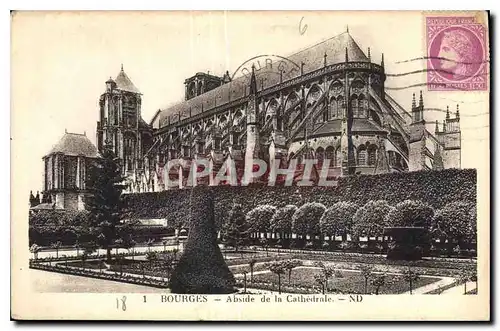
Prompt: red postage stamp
<box><xmin>426</xmin><ymin>16</ymin><xmax>488</xmax><ymax>91</ymax></box>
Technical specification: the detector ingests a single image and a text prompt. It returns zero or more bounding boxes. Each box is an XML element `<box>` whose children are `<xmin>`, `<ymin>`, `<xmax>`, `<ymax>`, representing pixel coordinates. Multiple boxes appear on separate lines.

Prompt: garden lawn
<box><xmin>250</xmin><ymin>267</ymin><xmax>442</xmax><ymax>294</ymax></box>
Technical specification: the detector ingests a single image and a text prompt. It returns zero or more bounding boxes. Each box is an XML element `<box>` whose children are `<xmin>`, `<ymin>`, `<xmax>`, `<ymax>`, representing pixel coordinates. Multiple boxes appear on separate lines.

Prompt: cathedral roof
<box><xmin>115</xmin><ymin>67</ymin><xmax>141</xmax><ymax>94</ymax></box>
<box><xmin>157</xmin><ymin>32</ymin><xmax>369</xmax><ymax>127</ymax></box>
<box><xmin>45</xmin><ymin>132</ymin><xmax>98</xmax><ymax>158</ymax></box>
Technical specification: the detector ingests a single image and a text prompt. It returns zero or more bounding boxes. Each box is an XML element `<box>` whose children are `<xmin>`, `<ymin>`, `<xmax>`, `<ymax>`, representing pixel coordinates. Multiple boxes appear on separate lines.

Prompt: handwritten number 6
<box><xmin>299</xmin><ymin>17</ymin><xmax>308</xmax><ymax>35</ymax></box>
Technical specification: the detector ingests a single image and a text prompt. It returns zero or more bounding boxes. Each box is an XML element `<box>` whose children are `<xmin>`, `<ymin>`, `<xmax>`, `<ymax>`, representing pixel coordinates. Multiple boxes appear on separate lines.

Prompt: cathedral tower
<box><xmin>96</xmin><ymin>65</ymin><xmax>152</xmax><ymax>185</ymax></box>
<box><xmin>440</xmin><ymin>105</ymin><xmax>461</xmax><ymax>169</ymax></box>
<box><xmin>408</xmin><ymin>91</ymin><xmax>426</xmax><ymax>171</ymax></box>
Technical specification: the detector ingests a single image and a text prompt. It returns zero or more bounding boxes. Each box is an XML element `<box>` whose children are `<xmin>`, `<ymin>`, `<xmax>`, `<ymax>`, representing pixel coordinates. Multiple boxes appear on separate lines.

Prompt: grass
<box><xmin>248</xmin><ymin>267</ymin><xmax>441</xmax><ymax>294</ymax></box>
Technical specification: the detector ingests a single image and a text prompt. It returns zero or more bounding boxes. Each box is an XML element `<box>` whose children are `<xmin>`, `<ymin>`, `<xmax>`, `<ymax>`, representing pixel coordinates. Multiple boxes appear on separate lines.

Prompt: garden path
<box><xmin>439</xmin><ymin>281</ymin><xmax>477</xmax><ymax>295</ymax></box>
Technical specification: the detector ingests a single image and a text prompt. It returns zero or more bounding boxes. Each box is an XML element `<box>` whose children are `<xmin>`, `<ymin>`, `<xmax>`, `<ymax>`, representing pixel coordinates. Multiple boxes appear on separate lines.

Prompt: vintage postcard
<box><xmin>11</xmin><ymin>10</ymin><xmax>490</xmax><ymax>321</ymax></box>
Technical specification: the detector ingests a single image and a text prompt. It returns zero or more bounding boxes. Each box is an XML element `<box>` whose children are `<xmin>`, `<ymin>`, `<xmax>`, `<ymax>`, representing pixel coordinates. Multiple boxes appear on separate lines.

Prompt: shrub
<box><xmin>320</xmin><ymin>201</ymin><xmax>358</xmax><ymax>241</ymax></box>
<box><xmin>432</xmin><ymin>201</ymin><xmax>477</xmax><ymax>244</ymax></box>
<box><xmin>246</xmin><ymin>205</ymin><xmax>277</xmax><ymax>233</ymax></box>
<box><xmin>385</xmin><ymin>200</ymin><xmax>434</xmax><ymax>229</ymax></box>
<box><xmin>352</xmin><ymin>200</ymin><xmax>393</xmax><ymax>238</ymax></box>
<box><xmin>270</xmin><ymin>205</ymin><xmax>297</xmax><ymax>235</ymax></box>
<box><xmin>292</xmin><ymin>202</ymin><xmax>326</xmax><ymax>236</ymax></box>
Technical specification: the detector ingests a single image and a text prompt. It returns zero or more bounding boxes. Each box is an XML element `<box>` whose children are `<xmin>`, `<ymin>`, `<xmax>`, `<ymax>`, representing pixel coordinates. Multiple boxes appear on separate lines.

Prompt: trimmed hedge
<box><xmin>123</xmin><ymin>169</ymin><xmax>476</xmax><ymax>229</ymax></box>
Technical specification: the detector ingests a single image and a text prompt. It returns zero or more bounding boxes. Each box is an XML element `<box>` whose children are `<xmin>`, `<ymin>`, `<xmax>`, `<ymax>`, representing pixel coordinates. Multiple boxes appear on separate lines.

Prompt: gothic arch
<box><xmin>305</xmin><ymin>84</ymin><xmax>323</xmax><ymax>108</ymax></box>
<box><xmin>367</xmin><ymin>144</ymin><xmax>378</xmax><ymax>166</ymax></box>
<box><xmin>357</xmin><ymin>144</ymin><xmax>367</xmax><ymax>166</ymax></box>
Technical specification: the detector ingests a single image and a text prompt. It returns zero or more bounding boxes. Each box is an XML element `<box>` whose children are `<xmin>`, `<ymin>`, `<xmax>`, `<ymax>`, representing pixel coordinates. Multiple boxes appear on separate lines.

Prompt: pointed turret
<box><xmin>419</xmin><ymin>90</ymin><xmax>424</xmax><ymax>108</ymax></box>
<box><xmin>435</xmin><ymin>120</ymin><xmax>439</xmax><ymax>133</ymax></box>
<box><xmin>115</xmin><ymin>65</ymin><xmax>140</xmax><ymax>94</ymax></box>
<box><xmin>412</xmin><ymin>93</ymin><xmax>416</xmax><ymax>109</ymax></box>
<box><xmin>446</xmin><ymin>106</ymin><xmax>450</xmax><ymax>120</ymax></box>
<box><xmin>345</xmin><ymin>47</ymin><xmax>349</xmax><ymax>62</ymax></box>
<box><xmin>433</xmin><ymin>146</ymin><xmax>444</xmax><ymax>170</ymax></box>
<box><xmin>381</xmin><ymin>53</ymin><xmax>385</xmax><ymax>67</ymax></box>
<box><xmin>367</xmin><ymin>47</ymin><xmax>371</xmax><ymax>62</ymax></box>
<box><xmin>456</xmin><ymin>104</ymin><xmax>460</xmax><ymax>119</ymax></box>
<box><xmin>249</xmin><ymin>64</ymin><xmax>257</xmax><ymax>95</ymax></box>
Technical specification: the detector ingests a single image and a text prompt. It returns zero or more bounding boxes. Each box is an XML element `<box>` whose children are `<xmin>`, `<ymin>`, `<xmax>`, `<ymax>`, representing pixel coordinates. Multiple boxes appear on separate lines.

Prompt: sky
<box><xmin>11</xmin><ymin>11</ymin><xmax>490</xmax><ymax>193</ymax></box>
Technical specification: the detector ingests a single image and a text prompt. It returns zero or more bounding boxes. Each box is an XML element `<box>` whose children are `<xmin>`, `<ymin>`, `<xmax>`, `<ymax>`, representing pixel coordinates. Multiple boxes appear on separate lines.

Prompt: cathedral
<box><xmin>39</xmin><ymin>30</ymin><xmax>462</xmax><ymax>208</ymax></box>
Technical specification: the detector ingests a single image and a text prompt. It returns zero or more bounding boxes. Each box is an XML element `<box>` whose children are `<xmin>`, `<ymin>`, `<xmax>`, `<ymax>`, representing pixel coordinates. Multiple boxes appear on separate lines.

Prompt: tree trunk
<box><xmin>56</xmin><ymin>249</ymin><xmax>59</xmax><ymax>259</ymax></box>
<box><xmin>288</xmin><ymin>270</ymin><xmax>292</xmax><ymax>283</ymax></box>
<box><xmin>376</xmin><ymin>287</ymin><xmax>380</xmax><ymax>295</ymax></box>
<box><xmin>364</xmin><ymin>279</ymin><xmax>368</xmax><ymax>294</ymax></box>
<box><xmin>244</xmin><ymin>273</ymin><xmax>247</xmax><ymax>293</ymax></box>
<box><xmin>409</xmin><ymin>278</ymin><xmax>413</xmax><ymax>295</ymax></box>
<box><xmin>106</xmin><ymin>248</ymin><xmax>112</xmax><ymax>263</ymax></box>
<box><xmin>278</xmin><ymin>274</ymin><xmax>281</xmax><ymax>295</ymax></box>
<box><xmin>464</xmin><ymin>282</ymin><xmax>467</xmax><ymax>295</ymax></box>
<box><xmin>250</xmin><ymin>268</ymin><xmax>254</xmax><ymax>283</ymax></box>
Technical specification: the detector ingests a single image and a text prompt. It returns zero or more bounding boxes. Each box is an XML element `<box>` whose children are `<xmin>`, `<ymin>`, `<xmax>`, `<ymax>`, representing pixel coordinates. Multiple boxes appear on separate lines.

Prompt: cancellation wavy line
<box><xmin>394</xmin><ymin>56</ymin><xmax>490</xmax><ymax>65</ymax></box>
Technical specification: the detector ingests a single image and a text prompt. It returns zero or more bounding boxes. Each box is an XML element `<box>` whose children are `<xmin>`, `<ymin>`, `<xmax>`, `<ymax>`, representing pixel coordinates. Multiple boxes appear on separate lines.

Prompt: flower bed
<box><xmin>248</xmin><ymin>267</ymin><xmax>441</xmax><ymax>294</ymax></box>
<box><xmin>228</xmin><ymin>263</ymin><xmax>270</xmax><ymax>275</ymax></box>
<box><xmin>29</xmin><ymin>262</ymin><xmax>169</xmax><ymax>288</ymax></box>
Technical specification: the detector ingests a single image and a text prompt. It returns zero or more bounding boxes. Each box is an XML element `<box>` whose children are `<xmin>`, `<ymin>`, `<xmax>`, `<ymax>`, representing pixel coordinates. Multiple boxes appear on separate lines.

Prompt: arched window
<box><xmin>329</xmin><ymin>97</ymin><xmax>337</xmax><ymax>120</ymax></box>
<box><xmin>337</xmin><ymin>96</ymin><xmax>344</xmax><ymax>118</ymax></box>
<box><xmin>367</xmin><ymin>145</ymin><xmax>378</xmax><ymax>166</ymax></box>
<box><xmin>351</xmin><ymin>95</ymin><xmax>359</xmax><ymax>118</ymax></box>
<box><xmin>336</xmin><ymin>147</ymin><xmax>343</xmax><ymax>167</ymax></box>
<box><xmin>357</xmin><ymin>145</ymin><xmax>367</xmax><ymax>166</ymax></box>
<box><xmin>316</xmin><ymin>147</ymin><xmax>325</xmax><ymax>166</ymax></box>
<box><xmin>358</xmin><ymin>94</ymin><xmax>365</xmax><ymax>118</ymax></box>
<box><xmin>388</xmin><ymin>151</ymin><xmax>396</xmax><ymax>166</ymax></box>
<box><xmin>324</xmin><ymin>146</ymin><xmax>334</xmax><ymax>167</ymax></box>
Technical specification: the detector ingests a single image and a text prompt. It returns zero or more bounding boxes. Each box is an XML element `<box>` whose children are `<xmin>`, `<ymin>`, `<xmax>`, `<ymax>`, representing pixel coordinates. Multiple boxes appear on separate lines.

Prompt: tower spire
<box><xmin>345</xmin><ymin>47</ymin><xmax>349</xmax><ymax>62</ymax></box>
<box><xmin>249</xmin><ymin>64</ymin><xmax>257</xmax><ymax>95</ymax></box>
<box><xmin>456</xmin><ymin>104</ymin><xmax>460</xmax><ymax>119</ymax></box>
<box><xmin>367</xmin><ymin>47</ymin><xmax>371</xmax><ymax>62</ymax></box>
<box><xmin>412</xmin><ymin>93</ymin><xmax>416</xmax><ymax>109</ymax></box>
<box><xmin>419</xmin><ymin>90</ymin><xmax>424</xmax><ymax>108</ymax></box>
<box><xmin>446</xmin><ymin>105</ymin><xmax>450</xmax><ymax>120</ymax></box>
<box><xmin>381</xmin><ymin>53</ymin><xmax>384</xmax><ymax>67</ymax></box>
<box><xmin>346</xmin><ymin>25</ymin><xmax>349</xmax><ymax>33</ymax></box>
<box><xmin>324</xmin><ymin>52</ymin><xmax>327</xmax><ymax>67</ymax></box>
<box><xmin>121</xmin><ymin>63</ymin><xmax>124</xmax><ymax>72</ymax></box>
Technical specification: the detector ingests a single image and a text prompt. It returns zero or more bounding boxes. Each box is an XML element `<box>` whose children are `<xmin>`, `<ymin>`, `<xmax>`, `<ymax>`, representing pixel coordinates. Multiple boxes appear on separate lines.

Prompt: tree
<box><xmin>456</xmin><ymin>266</ymin><xmax>476</xmax><ymax>294</ymax></box>
<box><xmin>314</xmin><ymin>261</ymin><xmax>335</xmax><ymax>293</ymax></box>
<box><xmin>259</xmin><ymin>238</ymin><xmax>269</xmax><ymax>256</ymax></box>
<box><xmin>270</xmin><ymin>205</ymin><xmax>297</xmax><ymax>244</ymax></box>
<box><xmin>50</xmin><ymin>241</ymin><xmax>62</xmax><ymax>259</ymax></box>
<box><xmin>283</xmin><ymin>259</ymin><xmax>302</xmax><ymax>284</ymax></box>
<box><xmin>292</xmin><ymin>202</ymin><xmax>326</xmax><ymax>243</ymax></box>
<box><xmin>146</xmin><ymin>238</ymin><xmax>155</xmax><ymax>253</ymax></box>
<box><xmin>114</xmin><ymin>238</ymin><xmax>124</xmax><ymax>257</ymax></box>
<box><xmin>314</xmin><ymin>273</ymin><xmax>328</xmax><ymax>294</ymax></box>
<box><xmin>249</xmin><ymin>258</ymin><xmax>257</xmax><ymax>282</ymax></box>
<box><xmin>359</xmin><ymin>265</ymin><xmax>374</xmax><ymax>294</ymax></box>
<box><xmin>86</xmin><ymin>143</ymin><xmax>126</xmax><ymax>263</ymax></box>
<box><xmin>402</xmin><ymin>266</ymin><xmax>420</xmax><ymax>295</ymax></box>
<box><xmin>320</xmin><ymin>202</ymin><xmax>358</xmax><ymax>242</ymax></box>
<box><xmin>30</xmin><ymin>243</ymin><xmax>41</xmax><ymax>260</ymax></box>
<box><xmin>222</xmin><ymin>202</ymin><xmax>250</xmax><ymax>252</ymax></box>
<box><xmin>268</xmin><ymin>261</ymin><xmax>286</xmax><ymax>294</ymax></box>
<box><xmin>432</xmin><ymin>201</ymin><xmax>476</xmax><ymax>246</ymax></box>
<box><xmin>385</xmin><ymin>200</ymin><xmax>434</xmax><ymax>229</ymax></box>
<box><xmin>352</xmin><ymin>200</ymin><xmax>393</xmax><ymax>239</ymax></box>
<box><xmin>370</xmin><ymin>273</ymin><xmax>387</xmax><ymax>295</ymax></box>
<box><xmin>246</xmin><ymin>205</ymin><xmax>276</xmax><ymax>235</ymax></box>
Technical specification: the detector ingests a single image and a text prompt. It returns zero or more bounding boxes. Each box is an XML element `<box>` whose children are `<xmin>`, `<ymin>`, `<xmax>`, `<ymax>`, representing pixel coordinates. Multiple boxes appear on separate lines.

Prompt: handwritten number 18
<box><xmin>116</xmin><ymin>296</ymin><xmax>127</xmax><ymax>311</ymax></box>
